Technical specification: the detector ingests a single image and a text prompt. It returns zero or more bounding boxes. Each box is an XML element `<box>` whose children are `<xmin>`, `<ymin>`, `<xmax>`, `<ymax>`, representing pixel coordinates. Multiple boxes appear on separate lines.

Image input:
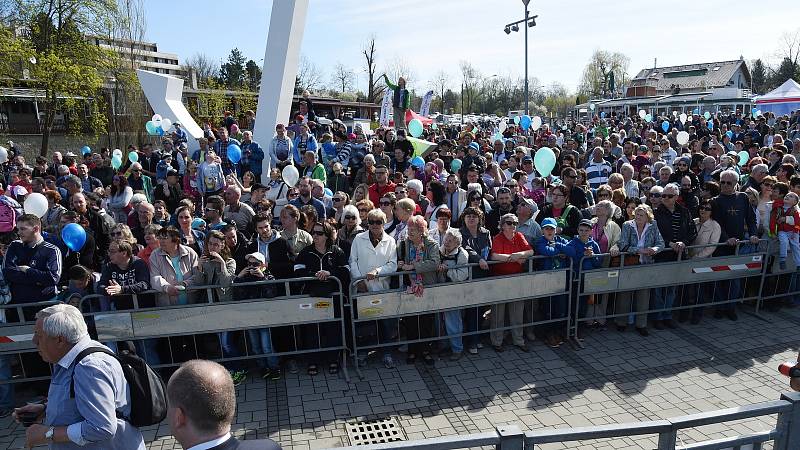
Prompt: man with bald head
<box><xmin>168</xmin><ymin>360</ymin><xmax>281</xmax><ymax>449</ymax></box>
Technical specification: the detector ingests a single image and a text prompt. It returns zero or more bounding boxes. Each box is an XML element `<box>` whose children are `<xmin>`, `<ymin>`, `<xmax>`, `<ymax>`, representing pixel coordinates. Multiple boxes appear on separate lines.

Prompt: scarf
<box><xmin>406</xmin><ymin>241</ymin><xmax>426</xmax><ymax>298</ymax></box>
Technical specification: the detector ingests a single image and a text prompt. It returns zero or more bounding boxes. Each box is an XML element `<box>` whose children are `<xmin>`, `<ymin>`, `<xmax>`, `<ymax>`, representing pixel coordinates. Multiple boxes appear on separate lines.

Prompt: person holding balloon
<box><xmin>197</xmin><ymin>150</ymin><xmax>226</xmax><ymax>200</ymax></box>
<box><xmin>212</xmin><ymin>127</ymin><xmax>242</xmax><ymax>175</ymax></box>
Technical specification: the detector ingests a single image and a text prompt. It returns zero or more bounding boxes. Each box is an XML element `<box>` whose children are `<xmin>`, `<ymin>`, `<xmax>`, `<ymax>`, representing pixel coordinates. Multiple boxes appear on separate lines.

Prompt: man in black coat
<box><xmin>168</xmin><ymin>360</ymin><xmax>282</xmax><ymax>450</ymax></box>
<box><xmin>653</xmin><ymin>183</ymin><xmax>697</xmax><ymax>328</ymax></box>
<box><xmin>245</xmin><ymin>214</ymin><xmax>292</xmax><ymax>280</ymax></box>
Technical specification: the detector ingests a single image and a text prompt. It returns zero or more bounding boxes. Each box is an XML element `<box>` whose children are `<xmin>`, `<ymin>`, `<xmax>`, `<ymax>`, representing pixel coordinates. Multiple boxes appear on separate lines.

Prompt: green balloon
<box><xmin>534</xmin><ymin>147</ymin><xmax>556</xmax><ymax>177</ymax></box>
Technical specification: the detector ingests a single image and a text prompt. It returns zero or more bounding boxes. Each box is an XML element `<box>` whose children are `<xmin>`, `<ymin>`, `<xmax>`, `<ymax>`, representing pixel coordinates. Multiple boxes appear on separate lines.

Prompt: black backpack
<box><xmin>70</xmin><ymin>347</ymin><xmax>167</xmax><ymax>427</ymax></box>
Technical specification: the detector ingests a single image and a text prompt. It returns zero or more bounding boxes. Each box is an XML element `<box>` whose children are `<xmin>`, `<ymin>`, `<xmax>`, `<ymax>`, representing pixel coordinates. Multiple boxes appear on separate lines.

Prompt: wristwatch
<box><xmin>45</xmin><ymin>426</ymin><xmax>55</xmax><ymax>441</ymax></box>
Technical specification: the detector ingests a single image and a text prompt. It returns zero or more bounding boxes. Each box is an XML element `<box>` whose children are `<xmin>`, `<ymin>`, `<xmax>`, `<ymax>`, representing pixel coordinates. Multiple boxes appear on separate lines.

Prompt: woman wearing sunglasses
<box><xmin>295</xmin><ymin>221</ymin><xmax>350</xmax><ymax>376</ymax></box>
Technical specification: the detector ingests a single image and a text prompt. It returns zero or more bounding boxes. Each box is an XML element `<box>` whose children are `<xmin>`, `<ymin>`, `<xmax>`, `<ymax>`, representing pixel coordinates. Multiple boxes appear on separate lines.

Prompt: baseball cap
<box><xmin>541</xmin><ymin>217</ymin><xmax>558</xmax><ymax>229</ymax></box>
<box><xmin>190</xmin><ymin>218</ymin><xmax>206</xmax><ymax>230</ymax></box>
<box><xmin>468</xmin><ymin>142</ymin><xmax>480</xmax><ymax>152</ymax></box>
<box><xmin>245</xmin><ymin>252</ymin><xmax>266</xmax><ymax>265</ymax></box>
<box><xmin>579</xmin><ymin>219</ymin><xmax>593</xmax><ymax>228</ymax></box>
<box><xmin>522</xmin><ymin>155</ymin><xmax>533</xmax><ymax>163</ymax></box>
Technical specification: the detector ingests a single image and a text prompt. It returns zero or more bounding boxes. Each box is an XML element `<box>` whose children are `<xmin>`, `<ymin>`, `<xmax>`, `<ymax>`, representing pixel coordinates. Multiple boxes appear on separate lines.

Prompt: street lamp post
<box><xmin>504</xmin><ymin>0</ymin><xmax>537</xmax><ymax>116</ymax></box>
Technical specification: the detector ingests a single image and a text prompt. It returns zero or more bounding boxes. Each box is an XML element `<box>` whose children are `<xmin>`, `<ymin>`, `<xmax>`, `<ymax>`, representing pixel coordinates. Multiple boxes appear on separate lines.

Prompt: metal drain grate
<box><xmin>346</xmin><ymin>417</ymin><xmax>405</xmax><ymax>445</ymax></box>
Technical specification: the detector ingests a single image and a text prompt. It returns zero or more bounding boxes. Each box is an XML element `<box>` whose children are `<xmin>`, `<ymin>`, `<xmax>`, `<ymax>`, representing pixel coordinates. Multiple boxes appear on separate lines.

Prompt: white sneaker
<box><xmin>468</xmin><ymin>347</ymin><xmax>478</xmax><ymax>355</ymax></box>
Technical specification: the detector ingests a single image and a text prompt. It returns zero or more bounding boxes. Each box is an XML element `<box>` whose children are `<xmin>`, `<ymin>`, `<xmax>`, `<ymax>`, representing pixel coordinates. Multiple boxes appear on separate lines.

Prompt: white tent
<box><xmin>754</xmin><ymin>79</ymin><xmax>800</xmax><ymax>116</ymax></box>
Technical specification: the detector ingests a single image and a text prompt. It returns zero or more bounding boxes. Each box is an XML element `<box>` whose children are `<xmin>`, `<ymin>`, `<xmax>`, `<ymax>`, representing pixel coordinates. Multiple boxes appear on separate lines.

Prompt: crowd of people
<box><xmin>2</xmin><ymin>97</ymin><xmax>800</xmax><ymax>420</ymax></box>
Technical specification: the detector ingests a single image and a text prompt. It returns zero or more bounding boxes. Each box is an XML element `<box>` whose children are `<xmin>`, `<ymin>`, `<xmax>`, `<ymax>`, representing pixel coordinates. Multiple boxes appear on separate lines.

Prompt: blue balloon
<box><xmin>707</xmin><ymin>121</ymin><xmax>714</xmax><ymax>130</ymax></box>
<box><xmin>411</xmin><ymin>156</ymin><xmax>425</xmax><ymax>168</ymax></box>
<box><xmin>661</xmin><ymin>121</ymin><xmax>670</xmax><ymax>133</ymax></box>
<box><xmin>324</xmin><ymin>188</ymin><xmax>333</xmax><ymax>197</ymax></box>
<box><xmin>156</xmin><ymin>126</ymin><xmax>165</xmax><ymax>136</ymax></box>
<box><xmin>693</xmin><ymin>108</ymin><xmax>700</xmax><ymax>115</ymax></box>
<box><xmin>600</xmin><ymin>112</ymin><xmax>606</xmax><ymax>119</ymax></box>
<box><xmin>519</xmin><ymin>115</ymin><xmax>532</xmax><ymax>130</ymax></box>
<box><xmin>227</xmin><ymin>144</ymin><xmax>242</xmax><ymax>164</ymax></box>
<box><xmin>81</xmin><ymin>145</ymin><xmax>91</xmax><ymax>155</ymax></box>
<box><xmin>61</xmin><ymin>223</ymin><xmax>87</xmax><ymax>252</ymax></box>
<box><xmin>726</xmin><ymin>130</ymin><xmax>733</xmax><ymax>139</ymax></box>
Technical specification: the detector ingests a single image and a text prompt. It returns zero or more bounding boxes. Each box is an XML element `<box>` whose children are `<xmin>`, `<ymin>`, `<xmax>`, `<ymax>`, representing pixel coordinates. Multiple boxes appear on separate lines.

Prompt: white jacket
<box><xmin>349</xmin><ymin>230</ymin><xmax>397</xmax><ymax>292</ymax></box>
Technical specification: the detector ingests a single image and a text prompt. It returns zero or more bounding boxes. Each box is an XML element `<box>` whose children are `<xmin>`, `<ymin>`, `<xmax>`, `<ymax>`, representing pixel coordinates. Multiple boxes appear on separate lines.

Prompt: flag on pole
<box><xmin>379</xmin><ymin>89</ymin><xmax>392</xmax><ymax>127</ymax></box>
<box><xmin>419</xmin><ymin>90</ymin><xmax>434</xmax><ymax>117</ymax></box>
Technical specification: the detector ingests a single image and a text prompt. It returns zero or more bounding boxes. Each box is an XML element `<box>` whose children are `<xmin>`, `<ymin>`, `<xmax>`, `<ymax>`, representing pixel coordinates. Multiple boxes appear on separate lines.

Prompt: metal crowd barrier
<box><xmin>0</xmin><ymin>300</ymin><xmax>60</xmax><ymax>384</ymax></box>
<box><xmin>0</xmin><ymin>276</ymin><xmax>349</xmax><ymax>384</ymax></box>
<box><xmin>572</xmin><ymin>240</ymin><xmax>767</xmax><ymax>343</ymax></box>
<box><xmin>348</xmin><ymin>255</ymin><xmax>571</xmax><ymax>378</ymax></box>
<box><xmin>328</xmin><ymin>392</ymin><xmax>800</xmax><ymax>450</ymax></box>
<box><xmin>755</xmin><ymin>238</ymin><xmax>800</xmax><ymax>313</ymax></box>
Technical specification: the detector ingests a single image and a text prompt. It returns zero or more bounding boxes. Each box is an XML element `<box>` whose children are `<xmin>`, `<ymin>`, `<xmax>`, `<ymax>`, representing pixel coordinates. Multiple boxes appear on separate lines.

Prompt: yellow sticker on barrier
<box><xmin>314</xmin><ymin>301</ymin><xmax>331</xmax><ymax>309</ymax></box>
<box><xmin>359</xmin><ymin>307</ymin><xmax>384</xmax><ymax>318</ymax></box>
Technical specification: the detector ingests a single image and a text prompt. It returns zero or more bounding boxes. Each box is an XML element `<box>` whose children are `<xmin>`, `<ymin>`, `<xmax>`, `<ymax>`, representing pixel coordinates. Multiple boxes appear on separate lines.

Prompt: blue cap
<box><xmin>468</xmin><ymin>142</ymin><xmax>480</xmax><ymax>152</ymax></box>
<box><xmin>191</xmin><ymin>218</ymin><xmax>206</xmax><ymax>230</ymax></box>
<box><xmin>541</xmin><ymin>217</ymin><xmax>558</xmax><ymax>229</ymax></box>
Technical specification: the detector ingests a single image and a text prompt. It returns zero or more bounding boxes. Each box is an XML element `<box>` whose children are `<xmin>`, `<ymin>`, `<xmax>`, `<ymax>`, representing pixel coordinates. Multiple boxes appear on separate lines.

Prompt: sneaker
<box><xmin>515</xmin><ymin>343</ymin><xmax>530</xmax><ymax>353</ymax></box>
<box><xmin>230</xmin><ymin>370</ymin><xmax>247</xmax><ymax>386</ymax></box>
<box><xmin>468</xmin><ymin>347</ymin><xmax>478</xmax><ymax>355</ymax></box>
<box><xmin>267</xmin><ymin>368</ymin><xmax>283</xmax><ymax>381</ymax></box>
<box><xmin>449</xmin><ymin>352</ymin><xmax>463</xmax><ymax>361</ymax></box>
<box><xmin>287</xmin><ymin>359</ymin><xmax>299</xmax><ymax>374</ymax></box>
<box><xmin>383</xmin><ymin>354</ymin><xmax>395</xmax><ymax>369</ymax></box>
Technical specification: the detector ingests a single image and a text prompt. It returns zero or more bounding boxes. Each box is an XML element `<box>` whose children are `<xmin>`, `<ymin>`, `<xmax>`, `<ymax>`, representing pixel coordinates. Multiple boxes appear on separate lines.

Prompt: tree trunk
<box><xmin>39</xmin><ymin>92</ymin><xmax>58</xmax><ymax>157</ymax></box>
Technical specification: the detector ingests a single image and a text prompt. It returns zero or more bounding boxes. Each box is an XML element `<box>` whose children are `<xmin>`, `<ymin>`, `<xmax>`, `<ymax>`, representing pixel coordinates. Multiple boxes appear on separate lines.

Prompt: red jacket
<box><xmin>769</xmin><ymin>199</ymin><xmax>800</xmax><ymax>235</ymax></box>
<box><xmin>368</xmin><ymin>181</ymin><xmax>397</xmax><ymax>206</ymax></box>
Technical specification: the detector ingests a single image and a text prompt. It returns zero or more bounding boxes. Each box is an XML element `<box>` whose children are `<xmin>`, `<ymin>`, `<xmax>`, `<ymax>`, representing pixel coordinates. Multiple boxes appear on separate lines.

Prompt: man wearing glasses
<box><xmin>367</xmin><ymin>165</ymin><xmax>396</xmax><ymax>205</ymax></box>
<box><xmin>710</xmin><ymin>170</ymin><xmax>759</xmax><ymax>320</ymax></box>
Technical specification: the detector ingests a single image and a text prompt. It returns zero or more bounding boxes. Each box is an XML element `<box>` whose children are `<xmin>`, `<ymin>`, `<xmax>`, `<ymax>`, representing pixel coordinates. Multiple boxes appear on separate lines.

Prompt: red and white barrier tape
<box><xmin>692</xmin><ymin>262</ymin><xmax>762</xmax><ymax>273</ymax></box>
<box><xmin>0</xmin><ymin>334</ymin><xmax>33</xmax><ymax>344</ymax></box>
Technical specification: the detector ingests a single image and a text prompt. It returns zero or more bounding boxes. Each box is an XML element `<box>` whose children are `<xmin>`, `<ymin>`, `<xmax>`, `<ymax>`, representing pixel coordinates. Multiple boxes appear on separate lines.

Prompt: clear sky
<box><xmin>142</xmin><ymin>0</ymin><xmax>797</xmax><ymax>93</ymax></box>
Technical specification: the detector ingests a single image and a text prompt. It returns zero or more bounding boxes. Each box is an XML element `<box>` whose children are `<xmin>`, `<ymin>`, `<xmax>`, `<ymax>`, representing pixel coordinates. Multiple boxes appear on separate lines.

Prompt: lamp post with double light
<box><xmin>504</xmin><ymin>0</ymin><xmax>537</xmax><ymax>116</ymax></box>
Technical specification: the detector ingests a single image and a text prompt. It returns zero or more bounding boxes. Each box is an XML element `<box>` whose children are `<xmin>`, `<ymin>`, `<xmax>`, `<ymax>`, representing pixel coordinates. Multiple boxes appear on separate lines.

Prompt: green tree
<box><xmin>578</xmin><ymin>50</ymin><xmax>630</xmax><ymax>98</ymax></box>
<box><xmin>4</xmin><ymin>0</ymin><xmax>117</xmax><ymax>156</ymax></box>
<box><xmin>751</xmin><ymin>59</ymin><xmax>767</xmax><ymax>94</ymax></box>
<box><xmin>245</xmin><ymin>59</ymin><xmax>261</xmax><ymax>91</ymax></box>
<box><xmin>219</xmin><ymin>48</ymin><xmax>247</xmax><ymax>89</ymax></box>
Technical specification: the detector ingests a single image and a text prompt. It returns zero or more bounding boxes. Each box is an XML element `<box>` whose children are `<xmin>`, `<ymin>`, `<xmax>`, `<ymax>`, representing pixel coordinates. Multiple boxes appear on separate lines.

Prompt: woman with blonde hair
<box><xmin>111</xmin><ymin>223</ymin><xmax>143</xmax><ymax>255</ymax></box>
<box><xmin>587</xmin><ymin>200</ymin><xmax>621</xmax><ymax>328</ymax></box>
<box><xmin>615</xmin><ymin>204</ymin><xmax>664</xmax><ymax>336</ymax></box>
<box><xmin>398</xmin><ymin>214</ymin><xmax>441</xmax><ymax>365</ymax></box>
<box><xmin>351</xmin><ymin>183</ymin><xmax>370</xmax><ymax>205</ymax></box>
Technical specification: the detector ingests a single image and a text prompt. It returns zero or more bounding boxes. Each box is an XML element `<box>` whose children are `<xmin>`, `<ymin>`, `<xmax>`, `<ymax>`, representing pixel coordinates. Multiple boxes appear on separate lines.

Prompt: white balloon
<box><xmin>498</xmin><ymin>120</ymin><xmax>507</xmax><ymax>133</ymax></box>
<box><xmin>679</xmin><ymin>113</ymin><xmax>687</xmax><ymax>125</ymax></box>
<box><xmin>24</xmin><ymin>193</ymin><xmax>48</xmax><ymax>218</ymax></box>
<box><xmin>531</xmin><ymin>116</ymin><xmax>542</xmax><ymax>131</ymax></box>
<box><xmin>589</xmin><ymin>103</ymin><xmax>596</xmax><ymax>111</ymax></box>
<box><xmin>282</xmin><ymin>165</ymin><xmax>300</xmax><ymax>187</ymax></box>
<box><xmin>0</xmin><ymin>146</ymin><xmax>7</xmax><ymax>164</ymax></box>
<box><xmin>160</xmin><ymin>118</ymin><xmax>172</xmax><ymax>131</ymax></box>
<box><xmin>672</xmin><ymin>111</ymin><xmax>678</xmax><ymax>117</ymax></box>
<box><xmin>152</xmin><ymin>114</ymin><xmax>162</xmax><ymax>123</ymax></box>
<box><xmin>638</xmin><ymin>110</ymin><xmax>647</xmax><ymax>119</ymax></box>
<box><xmin>676</xmin><ymin>131</ymin><xmax>690</xmax><ymax>146</ymax></box>
<box><xmin>113</xmin><ymin>148</ymin><xmax>123</xmax><ymax>158</ymax></box>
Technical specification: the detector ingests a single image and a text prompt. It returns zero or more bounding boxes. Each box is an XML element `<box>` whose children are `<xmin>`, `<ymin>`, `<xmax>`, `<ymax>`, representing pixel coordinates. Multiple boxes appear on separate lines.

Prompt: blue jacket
<box><xmin>240</xmin><ymin>140</ymin><xmax>265</xmax><ymax>176</ymax></box>
<box><xmin>292</xmin><ymin>134</ymin><xmax>318</xmax><ymax>163</ymax></box>
<box><xmin>534</xmin><ymin>235</ymin><xmax>570</xmax><ymax>270</ymax></box>
<box><xmin>563</xmin><ymin>237</ymin><xmax>602</xmax><ymax>273</ymax></box>
<box><xmin>3</xmin><ymin>238</ymin><xmax>62</xmax><ymax>303</ymax></box>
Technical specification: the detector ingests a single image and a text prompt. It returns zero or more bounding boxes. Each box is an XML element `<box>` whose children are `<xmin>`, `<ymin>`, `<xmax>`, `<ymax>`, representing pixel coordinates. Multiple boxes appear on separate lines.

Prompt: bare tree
<box><xmin>459</xmin><ymin>60</ymin><xmax>480</xmax><ymax>113</ymax></box>
<box><xmin>775</xmin><ymin>28</ymin><xmax>800</xmax><ymax>68</ymax></box>
<box><xmin>429</xmin><ymin>70</ymin><xmax>450</xmax><ymax>114</ymax></box>
<box><xmin>330</xmin><ymin>62</ymin><xmax>355</xmax><ymax>93</ymax></box>
<box><xmin>296</xmin><ymin>54</ymin><xmax>323</xmax><ymax>93</ymax></box>
<box><xmin>184</xmin><ymin>53</ymin><xmax>218</xmax><ymax>85</ymax></box>
<box><xmin>362</xmin><ymin>35</ymin><xmax>382</xmax><ymax>103</ymax></box>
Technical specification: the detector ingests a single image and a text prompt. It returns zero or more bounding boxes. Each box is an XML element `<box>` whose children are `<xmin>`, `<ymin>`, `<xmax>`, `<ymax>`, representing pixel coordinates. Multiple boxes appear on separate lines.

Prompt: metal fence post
<box><xmin>656</xmin><ymin>428</ymin><xmax>677</xmax><ymax>450</ymax></box>
<box><xmin>775</xmin><ymin>392</ymin><xmax>800</xmax><ymax>449</ymax></box>
<box><xmin>496</xmin><ymin>425</ymin><xmax>524</xmax><ymax>450</ymax></box>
